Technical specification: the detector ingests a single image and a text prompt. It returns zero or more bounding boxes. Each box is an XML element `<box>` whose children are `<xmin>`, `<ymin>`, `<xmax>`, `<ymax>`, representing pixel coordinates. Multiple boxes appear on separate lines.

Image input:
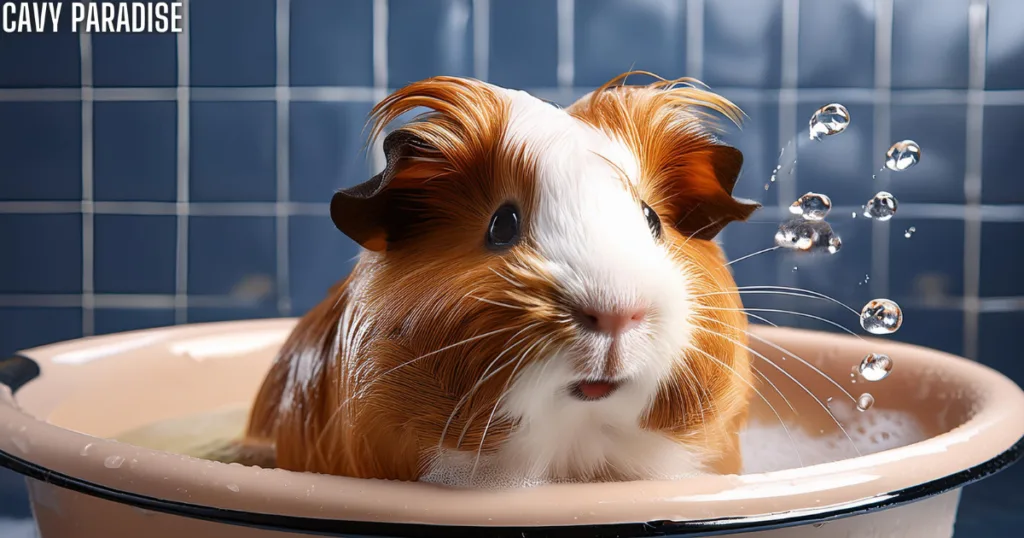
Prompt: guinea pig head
<box><xmin>326</xmin><ymin>73</ymin><xmax>758</xmax><ymax>485</ymax></box>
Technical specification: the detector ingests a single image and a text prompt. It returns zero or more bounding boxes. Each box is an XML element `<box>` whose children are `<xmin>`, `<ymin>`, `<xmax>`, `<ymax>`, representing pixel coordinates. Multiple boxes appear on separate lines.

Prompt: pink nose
<box><xmin>577</xmin><ymin>307</ymin><xmax>646</xmax><ymax>336</ymax></box>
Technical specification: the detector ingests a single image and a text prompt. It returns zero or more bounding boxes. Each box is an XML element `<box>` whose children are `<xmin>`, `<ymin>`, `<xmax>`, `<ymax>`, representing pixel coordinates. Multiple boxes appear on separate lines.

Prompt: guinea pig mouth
<box><xmin>570</xmin><ymin>379</ymin><xmax>622</xmax><ymax>401</ymax></box>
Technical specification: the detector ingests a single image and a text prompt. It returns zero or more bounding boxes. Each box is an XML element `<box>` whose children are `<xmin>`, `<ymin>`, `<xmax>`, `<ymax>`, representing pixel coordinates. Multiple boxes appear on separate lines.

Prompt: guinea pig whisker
<box><xmin>693</xmin><ymin>285</ymin><xmax>860</xmax><ymax>315</ymax></box>
<box><xmin>690</xmin><ymin>321</ymin><xmax>862</xmax><ymax>457</ymax></box>
<box><xmin>470</xmin><ymin>337</ymin><xmax>555</xmax><ymax>484</ymax></box>
<box><xmin>681</xmin><ymin>215</ymin><xmax>724</xmax><ymax>248</ymax></box>
<box><xmin>439</xmin><ymin>325</ymin><xmax>543</xmax><ymax>450</ymax></box>
<box><xmin>691</xmin><ymin>313</ymin><xmax>859</xmax><ymax>405</ymax></box>
<box><xmin>686</xmin><ymin>345</ymin><xmax>805</xmax><ymax>467</ymax></box>
<box><xmin>750</xmin><ymin>366</ymin><xmax>798</xmax><ymax>415</ymax></box>
<box><xmin>466</xmin><ymin>295</ymin><xmax>525</xmax><ymax>311</ymax></box>
<box><xmin>723</xmin><ymin>246</ymin><xmax>780</xmax><ymax>266</ymax></box>
<box><xmin>699</xmin><ymin>306</ymin><xmax>862</xmax><ymax>339</ymax></box>
<box><xmin>674</xmin><ymin>361</ymin><xmax>713</xmax><ymax>450</ymax></box>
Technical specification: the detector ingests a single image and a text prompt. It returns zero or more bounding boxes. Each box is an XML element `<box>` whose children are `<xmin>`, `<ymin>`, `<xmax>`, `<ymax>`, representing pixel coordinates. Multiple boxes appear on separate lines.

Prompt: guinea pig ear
<box><xmin>673</xmin><ymin>144</ymin><xmax>761</xmax><ymax>241</ymax></box>
<box><xmin>330</xmin><ymin>130</ymin><xmax>431</xmax><ymax>252</ymax></box>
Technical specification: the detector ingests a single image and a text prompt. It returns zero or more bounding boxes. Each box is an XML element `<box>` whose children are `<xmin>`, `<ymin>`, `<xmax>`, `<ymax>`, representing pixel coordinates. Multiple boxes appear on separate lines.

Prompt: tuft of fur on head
<box><xmin>244</xmin><ymin>72</ymin><xmax>758</xmax><ymax>486</ymax></box>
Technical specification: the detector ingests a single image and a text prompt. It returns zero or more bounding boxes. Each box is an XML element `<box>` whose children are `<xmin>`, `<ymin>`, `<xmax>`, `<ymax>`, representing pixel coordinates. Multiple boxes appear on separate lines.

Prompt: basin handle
<box><xmin>0</xmin><ymin>355</ymin><xmax>40</xmax><ymax>395</ymax></box>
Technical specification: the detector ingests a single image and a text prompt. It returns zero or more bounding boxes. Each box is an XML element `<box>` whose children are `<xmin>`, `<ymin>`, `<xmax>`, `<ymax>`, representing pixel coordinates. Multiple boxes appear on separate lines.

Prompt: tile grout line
<box><xmin>3</xmin><ymin>86</ymin><xmax>1024</xmax><ymax>104</ymax></box>
<box><xmin>276</xmin><ymin>0</ymin><xmax>292</xmax><ymax>316</ymax></box>
<box><xmin>871</xmin><ymin>0</ymin><xmax>894</xmax><ymax>300</ymax></box>
<box><xmin>79</xmin><ymin>3</ymin><xmax>94</xmax><ymax>336</ymax></box>
<box><xmin>776</xmin><ymin>0</ymin><xmax>799</xmax><ymax>290</ymax></box>
<box><xmin>472</xmin><ymin>0</ymin><xmax>490</xmax><ymax>81</ymax></box>
<box><xmin>556</xmin><ymin>0</ymin><xmax>574</xmax><ymax>90</ymax></box>
<box><xmin>685</xmin><ymin>0</ymin><xmax>704</xmax><ymax>81</ymax></box>
<box><xmin>963</xmin><ymin>0</ymin><xmax>988</xmax><ymax>360</ymax></box>
<box><xmin>174</xmin><ymin>0</ymin><xmax>191</xmax><ymax>325</ymax></box>
<box><xmin>371</xmin><ymin>0</ymin><xmax>389</xmax><ymax>173</ymax></box>
<box><xmin>4</xmin><ymin>201</ymin><xmax>1024</xmax><ymax>220</ymax></box>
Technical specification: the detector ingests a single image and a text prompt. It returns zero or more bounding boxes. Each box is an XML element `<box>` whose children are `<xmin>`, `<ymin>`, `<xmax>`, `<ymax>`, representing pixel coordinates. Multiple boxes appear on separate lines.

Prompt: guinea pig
<box><xmin>241</xmin><ymin>71</ymin><xmax>760</xmax><ymax>487</ymax></box>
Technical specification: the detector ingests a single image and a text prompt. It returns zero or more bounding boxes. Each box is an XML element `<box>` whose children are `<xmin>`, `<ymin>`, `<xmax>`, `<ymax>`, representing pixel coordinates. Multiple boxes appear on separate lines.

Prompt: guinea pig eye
<box><xmin>642</xmin><ymin>202</ymin><xmax>662</xmax><ymax>239</ymax></box>
<box><xmin>487</xmin><ymin>203</ymin><xmax>521</xmax><ymax>249</ymax></box>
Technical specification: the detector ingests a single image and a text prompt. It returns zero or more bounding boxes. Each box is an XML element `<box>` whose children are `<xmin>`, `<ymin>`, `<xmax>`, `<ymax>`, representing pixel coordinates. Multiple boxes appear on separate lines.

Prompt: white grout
<box><xmin>79</xmin><ymin>4</ymin><xmax>94</xmax><ymax>337</ymax></box>
<box><xmin>174</xmin><ymin>0</ymin><xmax>191</xmax><ymax>325</ymax></box>
<box><xmin>685</xmin><ymin>0</ymin><xmax>704</xmax><ymax>80</ymax></box>
<box><xmin>1</xmin><ymin>85</ymin><xmax>1022</xmax><ymax>105</ymax></box>
<box><xmin>276</xmin><ymin>0</ymin><xmax>292</xmax><ymax>317</ymax></box>
<box><xmin>870</xmin><ymin>0</ymin><xmax>894</xmax><ymax>300</ymax></box>
<box><xmin>472</xmin><ymin>0</ymin><xmax>490</xmax><ymax>81</ymax></box>
<box><xmin>556</xmin><ymin>0</ymin><xmax>574</xmax><ymax>89</ymax></box>
<box><xmin>963</xmin><ymin>0</ymin><xmax>988</xmax><ymax>360</ymax></box>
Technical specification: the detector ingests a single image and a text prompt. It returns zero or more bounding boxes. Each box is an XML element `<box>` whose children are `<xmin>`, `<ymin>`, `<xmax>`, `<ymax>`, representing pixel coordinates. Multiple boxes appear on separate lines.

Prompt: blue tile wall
<box><xmin>289</xmin><ymin>215</ymin><xmax>360</xmax><ymax>313</ymax></box>
<box><xmin>1</xmin><ymin>2</ymin><xmax>1022</xmax><ymax>537</ymax></box>
<box><xmin>981</xmin><ymin>105</ymin><xmax>1024</xmax><ymax>204</ymax></box>
<box><xmin>94</xmin><ymin>215</ymin><xmax>177</xmax><ymax>295</ymax></box>
<box><xmin>797</xmin><ymin>0</ymin><xmax>875</xmax><ymax>88</ymax></box>
<box><xmin>94</xmin><ymin>309</ymin><xmax>177</xmax><ymax>335</ymax></box>
<box><xmin>985</xmin><ymin>0</ymin><xmax>1024</xmax><ymax>90</ymax></box>
<box><xmin>187</xmin><ymin>216</ymin><xmax>277</xmax><ymax>298</ymax></box>
<box><xmin>189</xmin><ymin>101</ymin><xmax>277</xmax><ymax>202</ymax></box>
<box><xmin>703</xmin><ymin>0</ymin><xmax>782</xmax><ymax>89</ymax></box>
<box><xmin>892</xmin><ymin>0</ymin><xmax>970</xmax><ymax>89</ymax></box>
<box><xmin>0</xmin><ymin>214</ymin><xmax>82</xmax><ymax>294</ymax></box>
<box><xmin>0</xmin><ymin>102</ymin><xmax>82</xmax><ymax>201</ymax></box>
<box><xmin>389</xmin><ymin>0</ymin><xmax>474</xmax><ymax>86</ymax></box>
<box><xmin>291</xmin><ymin>0</ymin><xmax>374</xmax><ymax>87</ymax></box>
<box><xmin>94</xmin><ymin>101</ymin><xmax>178</xmax><ymax>202</ymax></box>
<box><xmin>488</xmin><ymin>0</ymin><xmax>558</xmax><ymax>87</ymax></box>
<box><xmin>290</xmin><ymin>101</ymin><xmax>374</xmax><ymax>202</ymax></box>
<box><xmin>574</xmin><ymin>0</ymin><xmax>687</xmax><ymax>87</ymax></box>
<box><xmin>189</xmin><ymin>0</ymin><xmax>277</xmax><ymax>87</ymax></box>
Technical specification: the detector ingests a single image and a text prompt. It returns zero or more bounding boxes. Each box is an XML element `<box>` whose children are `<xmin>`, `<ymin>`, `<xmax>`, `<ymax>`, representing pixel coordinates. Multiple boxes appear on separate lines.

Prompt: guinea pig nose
<box><xmin>577</xmin><ymin>307</ymin><xmax>646</xmax><ymax>336</ymax></box>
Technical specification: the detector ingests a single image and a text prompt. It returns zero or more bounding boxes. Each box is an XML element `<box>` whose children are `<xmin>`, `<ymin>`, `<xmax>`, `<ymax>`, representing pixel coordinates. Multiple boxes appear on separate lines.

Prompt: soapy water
<box><xmin>112</xmin><ymin>397</ymin><xmax>928</xmax><ymax>485</ymax></box>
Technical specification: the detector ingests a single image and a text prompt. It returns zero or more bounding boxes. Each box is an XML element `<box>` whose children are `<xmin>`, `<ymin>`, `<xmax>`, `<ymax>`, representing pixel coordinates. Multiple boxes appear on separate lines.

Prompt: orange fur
<box><xmin>244</xmin><ymin>72</ymin><xmax>756</xmax><ymax>481</ymax></box>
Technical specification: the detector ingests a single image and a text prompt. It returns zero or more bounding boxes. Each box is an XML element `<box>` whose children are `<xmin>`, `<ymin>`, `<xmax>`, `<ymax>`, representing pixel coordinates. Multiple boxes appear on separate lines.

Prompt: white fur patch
<box><xmin>421</xmin><ymin>87</ymin><xmax>703</xmax><ymax>487</ymax></box>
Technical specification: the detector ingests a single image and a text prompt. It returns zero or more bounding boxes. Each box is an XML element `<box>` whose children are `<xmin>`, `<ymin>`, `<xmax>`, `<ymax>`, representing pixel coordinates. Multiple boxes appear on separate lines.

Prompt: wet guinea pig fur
<box><xmin>241</xmin><ymin>72</ymin><xmax>760</xmax><ymax>487</ymax></box>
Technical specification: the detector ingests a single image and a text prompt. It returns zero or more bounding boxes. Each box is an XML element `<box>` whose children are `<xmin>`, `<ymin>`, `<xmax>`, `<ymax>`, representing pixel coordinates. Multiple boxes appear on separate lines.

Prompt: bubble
<box><xmin>789</xmin><ymin>192</ymin><xmax>832</xmax><ymax>221</ymax></box>
<box><xmin>104</xmin><ymin>455</ymin><xmax>125</xmax><ymax>469</ymax></box>
<box><xmin>885</xmin><ymin>140</ymin><xmax>921</xmax><ymax>171</ymax></box>
<box><xmin>904</xmin><ymin>226</ymin><xmax>916</xmax><ymax>239</ymax></box>
<box><xmin>857</xmin><ymin>393</ymin><xmax>875</xmax><ymax>412</ymax></box>
<box><xmin>864</xmin><ymin>191</ymin><xmax>898</xmax><ymax>221</ymax></box>
<box><xmin>860</xmin><ymin>299</ymin><xmax>903</xmax><ymax>335</ymax></box>
<box><xmin>809</xmin><ymin>103</ymin><xmax>851</xmax><ymax>140</ymax></box>
<box><xmin>774</xmin><ymin>220</ymin><xmax>841</xmax><ymax>254</ymax></box>
<box><xmin>858</xmin><ymin>353</ymin><xmax>893</xmax><ymax>382</ymax></box>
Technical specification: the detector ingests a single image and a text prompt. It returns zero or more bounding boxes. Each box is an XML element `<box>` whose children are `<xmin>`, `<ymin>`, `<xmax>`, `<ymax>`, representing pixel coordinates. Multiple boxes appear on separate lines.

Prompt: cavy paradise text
<box><xmin>2</xmin><ymin>1</ymin><xmax>184</xmax><ymax>33</ymax></box>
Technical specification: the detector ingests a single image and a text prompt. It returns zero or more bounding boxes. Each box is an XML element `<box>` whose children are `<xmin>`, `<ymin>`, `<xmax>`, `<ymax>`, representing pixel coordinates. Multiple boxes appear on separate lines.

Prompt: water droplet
<box><xmin>80</xmin><ymin>443</ymin><xmax>93</xmax><ymax>456</ymax></box>
<box><xmin>860</xmin><ymin>298</ymin><xmax>903</xmax><ymax>335</ymax></box>
<box><xmin>104</xmin><ymin>455</ymin><xmax>125</xmax><ymax>469</ymax></box>
<box><xmin>827</xmin><ymin>235</ymin><xmax>842</xmax><ymax>254</ymax></box>
<box><xmin>226</xmin><ymin>484</ymin><xmax>240</xmax><ymax>493</ymax></box>
<box><xmin>852</xmin><ymin>211</ymin><xmax>857</xmax><ymax>218</ymax></box>
<box><xmin>904</xmin><ymin>226</ymin><xmax>916</xmax><ymax>239</ymax></box>
<box><xmin>864</xmin><ymin>191</ymin><xmax>898</xmax><ymax>221</ymax></box>
<box><xmin>885</xmin><ymin>140</ymin><xmax>921</xmax><ymax>171</ymax></box>
<box><xmin>809</xmin><ymin>103</ymin><xmax>851</xmax><ymax>140</ymax></box>
<box><xmin>792</xmin><ymin>266</ymin><xmax>798</xmax><ymax>272</ymax></box>
<box><xmin>858</xmin><ymin>353</ymin><xmax>893</xmax><ymax>382</ymax></box>
<box><xmin>789</xmin><ymin>192</ymin><xmax>832</xmax><ymax>221</ymax></box>
<box><xmin>774</xmin><ymin>220</ymin><xmax>840</xmax><ymax>254</ymax></box>
<box><xmin>857</xmin><ymin>393</ymin><xmax>875</xmax><ymax>411</ymax></box>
